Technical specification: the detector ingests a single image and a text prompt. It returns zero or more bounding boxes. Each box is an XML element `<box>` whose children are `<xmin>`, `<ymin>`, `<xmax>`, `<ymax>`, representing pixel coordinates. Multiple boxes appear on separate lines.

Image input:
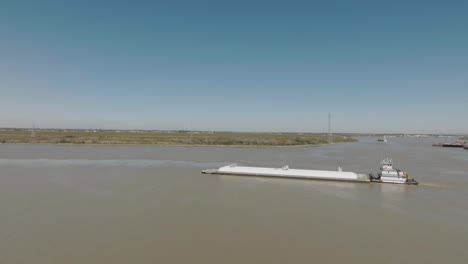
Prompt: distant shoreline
<box><xmin>0</xmin><ymin>130</ymin><xmax>356</xmax><ymax>147</ymax></box>
<box><xmin>0</xmin><ymin>141</ymin><xmax>357</xmax><ymax>148</ymax></box>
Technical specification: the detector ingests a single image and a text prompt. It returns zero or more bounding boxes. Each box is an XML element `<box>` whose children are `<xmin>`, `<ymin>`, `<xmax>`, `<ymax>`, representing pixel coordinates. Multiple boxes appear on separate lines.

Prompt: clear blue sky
<box><xmin>1</xmin><ymin>0</ymin><xmax>467</xmax><ymax>133</ymax></box>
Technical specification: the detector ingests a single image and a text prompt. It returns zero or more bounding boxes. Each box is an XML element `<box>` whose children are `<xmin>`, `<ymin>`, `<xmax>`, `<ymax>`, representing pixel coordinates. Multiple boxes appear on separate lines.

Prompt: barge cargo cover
<box><xmin>203</xmin><ymin>164</ymin><xmax>371</xmax><ymax>183</ymax></box>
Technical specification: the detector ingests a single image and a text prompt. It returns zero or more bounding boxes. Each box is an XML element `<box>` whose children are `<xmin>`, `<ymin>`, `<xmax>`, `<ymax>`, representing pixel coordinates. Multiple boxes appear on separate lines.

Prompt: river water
<box><xmin>0</xmin><ymin>137</ymin><xmax>467</xmax><ymax>263</ymax></box>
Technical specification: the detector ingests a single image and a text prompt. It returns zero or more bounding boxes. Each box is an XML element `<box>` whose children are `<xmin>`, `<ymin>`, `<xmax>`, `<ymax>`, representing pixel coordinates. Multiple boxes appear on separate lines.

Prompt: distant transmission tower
<box><xmin>189</xmin><ymin>121</ymin><xmax>193</xmax><ymax>143</ymax></box>
<box><xmin>328</xmin><ymin>113</ymin><xmax>332</xmax><ymax>144</ymax></box>
<box><xmin>31</xmin><ymin>124</ymin><xmax>36</xmax><ymax>138</ymax></box>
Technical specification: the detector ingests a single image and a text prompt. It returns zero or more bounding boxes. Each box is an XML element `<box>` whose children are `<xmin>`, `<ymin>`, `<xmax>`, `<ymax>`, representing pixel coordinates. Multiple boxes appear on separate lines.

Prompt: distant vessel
<box><xmin>433</xmin><ymin>141</ymin><xmax>466</xmax><ymax>148</ymax></box>
<box><xmin>377</xmin><ymin>136</ymin><xmax>388</xmax><ymax>142</ymax></box>
<box><xmin>202</xmin><ymin>158</ymin><xmax>418</xmax><ymax>185</ymax></box>
<box><xmin>442</xmin><ymin>142</ymin><xmax>465</xmax><ymax>148</ymax></box>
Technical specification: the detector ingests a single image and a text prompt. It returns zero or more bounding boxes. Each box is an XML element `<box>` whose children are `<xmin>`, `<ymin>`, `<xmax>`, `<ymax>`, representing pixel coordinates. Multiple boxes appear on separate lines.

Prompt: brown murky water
<box><xmin>0</xmin><ymin>137</ymin><xmax>467</xmax><ymax>263</ymax></box>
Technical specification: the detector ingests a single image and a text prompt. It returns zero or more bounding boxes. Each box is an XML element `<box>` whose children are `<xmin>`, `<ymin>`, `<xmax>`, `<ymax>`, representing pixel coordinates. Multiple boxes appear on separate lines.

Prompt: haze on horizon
<box><xmin>1</xmin><ymin>1</ymin><xmax>467</xmax><ymax>134</ymax></box>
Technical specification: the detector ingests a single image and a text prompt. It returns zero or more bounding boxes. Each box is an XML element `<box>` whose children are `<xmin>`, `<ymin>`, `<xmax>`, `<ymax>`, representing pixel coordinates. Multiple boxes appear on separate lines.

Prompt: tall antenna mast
<box><xmin>189</xmin><ymin>121</ymin><xmax>193</xmax><ymax>143</ymax></box>
<box><xmin>328</xmin><ymin>113</ymin><xmax>332</xmax><ymax>144</ymax></box>
<box><xmin>31</xmin><ymin>123</ymin><xmax>36</xmax><ymax>138</ymax></box>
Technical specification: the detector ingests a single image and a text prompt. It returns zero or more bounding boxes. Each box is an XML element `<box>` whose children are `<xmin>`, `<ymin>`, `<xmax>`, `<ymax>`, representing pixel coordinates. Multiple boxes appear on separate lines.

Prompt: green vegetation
<box><xmin>461</xmin><ymin>136</ymin><xmax>468</xmax><ymax>141</ymax></box>
<box><xmin>0</xmin><ymin>129</ymin><xmax>356</xmax><ymax>146</ymax></box>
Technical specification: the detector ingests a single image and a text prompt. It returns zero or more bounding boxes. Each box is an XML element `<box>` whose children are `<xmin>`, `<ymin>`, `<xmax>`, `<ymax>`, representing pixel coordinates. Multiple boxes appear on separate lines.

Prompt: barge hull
<box><xmin>204</xmin><ymin>170</ymin><xmax>371</xmax><ymax>183</ymax></box>
<box><xmin>203</xmin><ymin>165</ymin><xmax>370</xmax><ymax>183</ymax></box>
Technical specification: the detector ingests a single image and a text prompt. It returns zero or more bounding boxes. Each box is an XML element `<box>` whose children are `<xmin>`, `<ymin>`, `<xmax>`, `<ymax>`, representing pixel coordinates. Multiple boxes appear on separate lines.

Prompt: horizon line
<box><xmin>0</xmin><ymin>127</ymin><xmax>466</xmax><ymax>136</ymax></box>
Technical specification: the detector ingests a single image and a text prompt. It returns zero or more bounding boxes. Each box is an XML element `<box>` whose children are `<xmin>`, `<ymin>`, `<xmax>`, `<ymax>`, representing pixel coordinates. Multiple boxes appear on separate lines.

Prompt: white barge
<box><xmin>202</xmin><ymin>158</ymin><xmax>418</xmax><ymax>185</ymax></box>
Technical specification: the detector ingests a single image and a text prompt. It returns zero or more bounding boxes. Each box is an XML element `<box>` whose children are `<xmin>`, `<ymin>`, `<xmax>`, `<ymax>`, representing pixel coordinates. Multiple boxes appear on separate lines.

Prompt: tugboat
<box><xmin>370</xmin><ymin>158</ymin><xmax>418</xmax><ymax>185</ymax></box>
